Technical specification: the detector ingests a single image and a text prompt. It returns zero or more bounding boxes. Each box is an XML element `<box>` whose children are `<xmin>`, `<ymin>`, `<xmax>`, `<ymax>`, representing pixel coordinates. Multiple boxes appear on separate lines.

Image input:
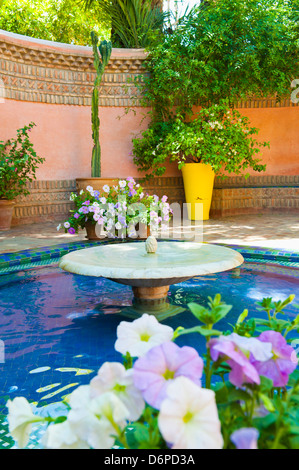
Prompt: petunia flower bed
<box><xmin>57</xmin><ymin>177</ymin><xmax>173</xmax><ymax>239</ymax></box>
<box><xmin>6</xmin><ymin>294</ymin><xmax>299</xmax><ymax>449</ymax></box>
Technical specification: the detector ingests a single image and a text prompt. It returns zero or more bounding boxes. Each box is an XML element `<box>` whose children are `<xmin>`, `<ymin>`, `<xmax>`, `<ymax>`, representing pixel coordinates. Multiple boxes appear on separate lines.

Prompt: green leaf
<box><xmin>187</xmin><ymin>302</ymin><xmax>208</xmax><ymax>322</ymax></box>
<box><xmin>258</xmin><ymin>393</ymin><xmax>275</xmax><ymax>413</ymax></box>
<box><xmin>259</xmin><ymin>376</ymin><xmax>274</xmax><ymax>393</ymax></box>
<box><xmin>253</xmin><ymin>413</ymin><xmax>277</xmax><ymax>430</ymax></box>
<box><xmin>131</xmin><ymin>423</ymin><xmax>150</xmax><ymax>445</ymax></box>
<box><xmin>213</xmin><ymin>383</ymin><xmax>228</xmax><ymax>404</ymax></box>
<box><xmin>236</xmin><ymin>309</ymin><xmax>248</xmax><ymax>325</ymax></box>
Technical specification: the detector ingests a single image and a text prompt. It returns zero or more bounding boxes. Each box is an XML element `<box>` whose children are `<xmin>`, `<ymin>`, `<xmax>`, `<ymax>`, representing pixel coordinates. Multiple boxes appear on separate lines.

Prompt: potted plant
<box><xmin>130</xmin><ymin>0</ymin><xmax>299</xmax><ymax>220</ymax></box>
<box><xmin>0</xmin><ymin>123</ymin><xmax>45</xmax><ymax>230</ymax></box>
<box><xmin>76</xmin><ymin>32</ymin><xmax>114</xmax><ymax>193</ymax></box>
<box><xmin>132</xmin><ymin>101</ymin><xmax>269</xmax><ymax>220</ymax></box>
<box><xmin>58</xmin><ymin>177</ymin><xmax>172</xmax><ymax>240</ymax></box>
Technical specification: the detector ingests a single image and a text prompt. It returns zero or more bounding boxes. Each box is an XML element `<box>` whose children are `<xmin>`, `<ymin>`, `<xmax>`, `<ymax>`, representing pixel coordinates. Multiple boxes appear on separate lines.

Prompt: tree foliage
<box><xmin>82</xmin><ymin>0</ymin><xmax>168</xmax><ymax>48</ymax></box>
<box><xmin>0</xmin><ymin>0</ymin><xmax>110</xmax><ymax>45</ymax></box>
<box><xmin>138</xmin><ymin>0</ymin><xmax>299</xmax><ymax>120</ymax></box>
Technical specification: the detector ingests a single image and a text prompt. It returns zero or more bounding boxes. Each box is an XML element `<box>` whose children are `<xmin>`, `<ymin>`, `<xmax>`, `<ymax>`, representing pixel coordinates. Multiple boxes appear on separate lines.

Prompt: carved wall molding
<box><xmin>0</xmin><ymin>30</ymin><xmax>297</xmax><ymax>108</ymax></box>
<box><xmin>0</xmin><ymin>31</ymin><xmax>144</xmax><ymax>106</ymax></box>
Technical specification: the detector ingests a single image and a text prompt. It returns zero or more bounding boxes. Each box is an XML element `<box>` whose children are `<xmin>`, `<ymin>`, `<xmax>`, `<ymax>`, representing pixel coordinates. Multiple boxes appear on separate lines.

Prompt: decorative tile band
<box><xmin>12</xmin><ymin>179</ymin><xmax>76</xmax><ymax>225</ymax></box>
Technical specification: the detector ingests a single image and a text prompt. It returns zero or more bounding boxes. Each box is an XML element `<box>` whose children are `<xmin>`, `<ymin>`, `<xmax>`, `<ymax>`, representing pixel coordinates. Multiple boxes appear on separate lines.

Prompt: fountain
<box><xmin>59</xmin><ymin>237</ymin><xmax>244</xmax><ymax>321</ymax></box>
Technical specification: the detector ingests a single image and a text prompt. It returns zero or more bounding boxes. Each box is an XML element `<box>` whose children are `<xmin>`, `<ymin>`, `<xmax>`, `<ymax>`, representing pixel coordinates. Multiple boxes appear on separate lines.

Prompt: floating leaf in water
<box><xmin>36</xmin><ymin>383</ymin><xmax>61</xmax><ymax>393</ymax></box>
<box><xmin>55</xmin><ymin>368</ymin><xmax>94</xmax><ymax>376</ymax></box>
<box><xmin>29</xmin><ymin>367</ymin><xmax>51</xmax><ymax>374</ymax></box>
<box><xmin>40</xmin><ymin>383</ymin><xmax>79</xmax><ymax>400</ymax></box>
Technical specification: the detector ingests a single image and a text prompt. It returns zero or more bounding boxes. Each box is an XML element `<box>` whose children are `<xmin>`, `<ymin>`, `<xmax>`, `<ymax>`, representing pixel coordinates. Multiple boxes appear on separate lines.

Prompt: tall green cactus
<box><xmin>90</xmin><ymin>32</ymin><xmax>112</xmax><ymax>177</ymax></box>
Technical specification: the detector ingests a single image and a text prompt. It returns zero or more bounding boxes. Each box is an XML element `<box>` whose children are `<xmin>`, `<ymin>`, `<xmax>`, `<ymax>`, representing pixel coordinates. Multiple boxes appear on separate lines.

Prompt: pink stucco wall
<box><xmin>237</xmin><ymin>106</ymin><xmax>299</xmax><ymax>176</ymax></box>
<box><xmin>0</xmin><ymin>100</ymin><xmax>153</xmax><ymax>179</ymax></box>
<box><xmin>1</xmin><ymin>99</ymin><xmax>298</xmax><ymax>180</ymax></box>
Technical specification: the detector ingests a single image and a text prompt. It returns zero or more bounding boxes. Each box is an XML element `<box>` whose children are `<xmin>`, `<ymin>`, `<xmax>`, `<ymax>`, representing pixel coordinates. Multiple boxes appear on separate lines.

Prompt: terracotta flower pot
<box><xmin>76</xmin><ymin>178</ymin><xmax>117</xmax><ymax>193</ymax></box>
<box><xmin>0</xmin><ymin>199</ymin><xmax>15</xmax><ymax>231</ymax></box>
<box><xmin>85</xmin><ymin>220</ymin><xmax>101</xmax><ymax>240</ymax></box>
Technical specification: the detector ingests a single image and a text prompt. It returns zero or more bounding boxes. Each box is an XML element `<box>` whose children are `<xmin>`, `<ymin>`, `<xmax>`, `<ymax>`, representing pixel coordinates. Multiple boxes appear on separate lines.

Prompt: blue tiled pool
<box><xmin>0</xmin><ymin>241</ymin><xmax>299</xmax><ymax>448</ymax></box>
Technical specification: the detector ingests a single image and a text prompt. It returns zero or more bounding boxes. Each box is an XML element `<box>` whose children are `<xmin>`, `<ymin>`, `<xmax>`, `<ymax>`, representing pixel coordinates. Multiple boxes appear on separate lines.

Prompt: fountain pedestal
<box><xmin>125</xmin><ymin>285</ymin><xmax>184</xmax><ymax>321</ymax></box>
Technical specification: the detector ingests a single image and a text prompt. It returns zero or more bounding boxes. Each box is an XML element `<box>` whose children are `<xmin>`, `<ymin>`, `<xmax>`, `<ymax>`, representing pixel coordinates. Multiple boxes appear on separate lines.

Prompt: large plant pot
<box><xmin>0</xmin><ymin>199</ymin><xmax>15</xmax><ymax>230</ymax></box>
<box><xmin>76</xmin><ymin>178</ymin><xmax>117</xmax><ymax>193</ymax></box>
<box><xmin>181</xmin><ymin>163</ymin><xmax>215</xmax><ymax>221</ymax></box>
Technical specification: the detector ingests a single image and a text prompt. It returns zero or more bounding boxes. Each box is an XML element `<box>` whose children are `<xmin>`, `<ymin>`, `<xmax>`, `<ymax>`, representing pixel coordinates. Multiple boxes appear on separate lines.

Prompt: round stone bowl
<box><xmin>59</xmin><ymin>241</ymin><xmax>244</xmax><ymax>320</ymax></box>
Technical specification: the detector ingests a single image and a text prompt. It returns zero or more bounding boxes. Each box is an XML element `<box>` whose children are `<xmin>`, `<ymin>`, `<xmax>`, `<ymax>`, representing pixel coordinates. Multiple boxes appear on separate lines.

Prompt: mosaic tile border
<box><xmin>0</xmin><ymin>239</ymin><xmax>298</xmax><ymax>272</ymax></box>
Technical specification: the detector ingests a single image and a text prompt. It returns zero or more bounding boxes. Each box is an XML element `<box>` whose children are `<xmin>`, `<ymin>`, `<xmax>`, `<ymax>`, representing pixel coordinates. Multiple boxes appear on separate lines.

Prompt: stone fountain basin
<box><xmin>59</xmin><ymin>241</ymin><xmax>244</xmax><ymax>287</ymax></box>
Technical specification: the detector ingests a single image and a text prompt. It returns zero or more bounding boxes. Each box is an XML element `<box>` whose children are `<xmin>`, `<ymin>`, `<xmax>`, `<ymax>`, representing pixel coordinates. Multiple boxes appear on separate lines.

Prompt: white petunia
<box><xmin>119</xmin><ymin>180</ymin><xmax>126</xmax><ymax>188</ymax></box>
<box><xmin>64</xmin><ymin>221</ymin><xmax>70</xmax><ymax>229</ymax></box>
<box><xmin>90</xmin><ymin>362</ymin><xmax>145</xmax><ymax>421</ymax></box>
<box><xmin>114</xmin><ymin>313</ymin><xmax>174</xmax><ymax>358</ymax></box>
<box><xmin>158</xmin><ymin>377</ymin><xmax>223</xmax><ymax>449</ymax></box>
<box><xmin>7</xmin><ymin>397</ymin><xmax>44</xmax><ymax>448</ymax></box>
<box><xmin>103</xmin><ymin>185</ymin><xmax>110</xmax><ymax>193</ymax></box>
<box><xmin>43</xmin><ymin>420</ymin><xmax>89</xmax><ymax>449</ymax></box>
<box><xmin>86</xmin><ymin>185</ymin><xmax>94</xmax><ymax>195</ymax></box>
<box><xmin>56</xmin><ymin>224</ymin><xmax>61</xmax><ymax>231</ymax></box>
<box><xmin>64</xmin><ymin>385</ymin><xmax>129</xmax><ymax>449</ymax></box>
<box><xmin>68</xmin><ymin>392</ymin><xmax>128</xmax><ymax>449</ymax></box>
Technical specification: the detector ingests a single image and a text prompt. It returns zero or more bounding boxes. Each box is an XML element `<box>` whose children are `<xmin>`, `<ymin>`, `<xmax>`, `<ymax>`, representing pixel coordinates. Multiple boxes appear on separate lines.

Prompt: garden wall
<box><xmin>0</xmin><ymin>30</ymin><xmax>298</xmax><ymax>224</ymax></box>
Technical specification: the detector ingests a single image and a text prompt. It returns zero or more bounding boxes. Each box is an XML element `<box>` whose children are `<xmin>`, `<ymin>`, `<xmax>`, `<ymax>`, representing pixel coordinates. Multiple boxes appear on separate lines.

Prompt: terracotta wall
<box><xmin>1</xmin><ymin>29</ymin><xmax>298</xmax><ymax>182</ymax></box>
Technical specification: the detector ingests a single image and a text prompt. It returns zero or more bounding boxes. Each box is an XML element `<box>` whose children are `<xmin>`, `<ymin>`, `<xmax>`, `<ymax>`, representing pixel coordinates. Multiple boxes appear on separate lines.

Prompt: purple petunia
<box><xmin>118</xmin><ymin>215</ymin><xmax>126</xmax><ymax>226</ymax></box>
<box><xmin>74</xmin><ymin>213</ymin><xmax>80</xmax><ymax>219</ymax></box>
<box><xmin>68</xmin><ymin>227</ymin><xmax>76</xmax><ymax>235</ymax></box>
<box><xmin>79</xmin><ymin>206</ymin><xmax>89</xmax><ymax>215</ymax></box>
<box><xmin>230</xmin><ymin>428</ymin><xmax>259</xmax><ymax>449</ymax></box>
<box><xmin>250</xmin><ymin>331</ymin><xmax>298</xmax><ymax>387</ymax></box>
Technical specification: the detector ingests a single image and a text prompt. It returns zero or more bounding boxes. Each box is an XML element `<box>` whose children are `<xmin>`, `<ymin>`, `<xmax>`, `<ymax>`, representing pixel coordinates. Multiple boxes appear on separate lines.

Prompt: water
<box><xmin>0</xmin><ymin>260</ymin><xmax>298</xmax><ymax>415</ymax></box>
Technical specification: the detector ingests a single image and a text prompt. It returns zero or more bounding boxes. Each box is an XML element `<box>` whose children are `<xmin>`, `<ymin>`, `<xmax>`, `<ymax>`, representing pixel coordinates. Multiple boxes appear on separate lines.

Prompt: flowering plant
<box><xmin>7</xmin><ymin>293</ymin><xmax>299</xmax><ymax>449</ymax></box>
<box><xmin>0</xmin><ymin>123</ymin><xmax>45</xmax><ymax>200</ymax></box>
<box><xmin>57</xmin><ymin>177</ymin><xmax>173</xmax><ymax>238</ymax></box>
<box><xmin>132</xmin><ymin>101</ymin><xmax>269</xmax><ymax>178</ymax></box>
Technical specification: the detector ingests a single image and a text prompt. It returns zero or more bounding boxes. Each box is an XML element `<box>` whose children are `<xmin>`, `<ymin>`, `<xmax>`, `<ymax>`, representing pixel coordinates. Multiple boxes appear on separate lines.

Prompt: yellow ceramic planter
<box><xmin>181</xmin><ymin>163</ymin><xmax>215</xmax><ymax>220</ymax></box>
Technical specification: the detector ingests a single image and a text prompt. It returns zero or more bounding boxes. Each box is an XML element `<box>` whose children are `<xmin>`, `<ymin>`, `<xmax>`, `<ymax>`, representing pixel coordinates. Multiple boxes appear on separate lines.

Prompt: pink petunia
<box><xmin>133</xmin><ymin>342</ymin><xmax>204</xmax><ymax>410</ymax></box>
<box><xmin>209</xmin><ymin>333</ymin><xmax>272</xmax><ymax>387</ymax></box>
